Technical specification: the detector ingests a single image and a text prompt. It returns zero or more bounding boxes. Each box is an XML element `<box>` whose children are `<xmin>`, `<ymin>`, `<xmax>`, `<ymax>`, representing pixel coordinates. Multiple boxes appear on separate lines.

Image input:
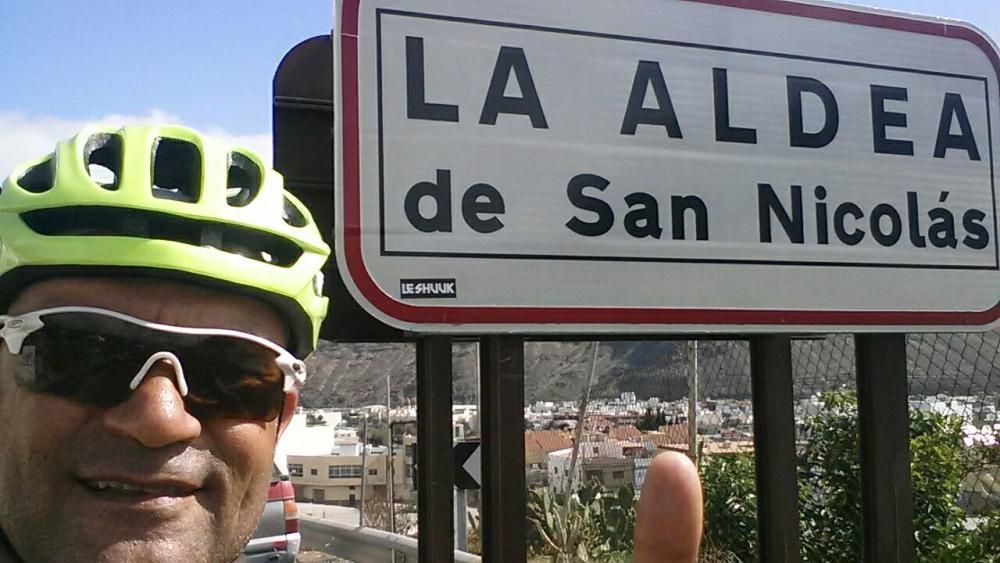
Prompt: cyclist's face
<box><xmin>0</xmin><ymin>277</ymin><xmax>297</xmax><ymax>563</ymax></box>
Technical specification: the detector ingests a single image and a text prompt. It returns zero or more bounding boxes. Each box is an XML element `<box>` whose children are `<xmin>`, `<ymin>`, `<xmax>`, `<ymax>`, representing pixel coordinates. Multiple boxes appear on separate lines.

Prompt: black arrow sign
<box><xmin>454</xmin><ymin>440</ymin><xmax>481</xmax><ymax>490</ymax></box>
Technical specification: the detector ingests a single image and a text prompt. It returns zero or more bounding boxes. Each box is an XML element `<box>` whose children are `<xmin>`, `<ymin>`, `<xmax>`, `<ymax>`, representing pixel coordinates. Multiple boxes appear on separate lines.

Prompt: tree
<box><xmin>637</xmin><ymin>408</ymin><xmax>668</xmax><ymax>431</ymax></box>
<box><xmin>365</xmin><ymin>423</ymin><xmax>389</xmax><ymax>447</ymax></box>
<box><xmin>305</xmin><ymin>412</ymin><xmax>327</xmax><ymax>426</ymax></box>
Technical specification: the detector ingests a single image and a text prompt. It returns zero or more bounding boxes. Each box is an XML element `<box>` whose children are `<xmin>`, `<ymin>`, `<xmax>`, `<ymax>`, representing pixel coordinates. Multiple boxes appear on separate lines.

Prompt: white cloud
<box><xmin>201</xmin><ymin>128</ymin><xmax>274</xmax><ymax>167</ymax></box>
<box><xmin>0</xmin><ymin>110</ymin><xmax>272</xmax><ymax>181</ymax></box>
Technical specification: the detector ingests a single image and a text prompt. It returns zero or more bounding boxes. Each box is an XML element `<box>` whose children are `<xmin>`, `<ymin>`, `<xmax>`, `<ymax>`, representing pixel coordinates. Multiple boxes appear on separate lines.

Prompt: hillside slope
<box><xmin>299</xmin><ymin>334</ymin><xmax>1000</xmax><ymax>408</ymax></box>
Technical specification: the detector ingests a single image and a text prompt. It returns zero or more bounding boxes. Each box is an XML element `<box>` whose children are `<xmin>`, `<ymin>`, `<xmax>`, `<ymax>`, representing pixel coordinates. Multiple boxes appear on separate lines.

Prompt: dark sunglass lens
<box><xmin>17</xmin><ymin>326</ymin><xmax>139</xmax><ymax>407</ymax></box>
<box><xmin>180</xmin><ymin>338</ymin><xmax>285</xmax><ymax>421</ymax></box>
<box><xmin>185</xmin><ymin>387</ymin><xmax>283</xmax><ymax>422</ymax></box>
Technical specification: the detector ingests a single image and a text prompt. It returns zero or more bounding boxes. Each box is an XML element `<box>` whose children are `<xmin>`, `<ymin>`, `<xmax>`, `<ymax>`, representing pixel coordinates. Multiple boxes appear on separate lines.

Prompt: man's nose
<box><xmin>101</xmin><ymin>360</ymin><xmax>202</xmax><ymax>448</ymax></box>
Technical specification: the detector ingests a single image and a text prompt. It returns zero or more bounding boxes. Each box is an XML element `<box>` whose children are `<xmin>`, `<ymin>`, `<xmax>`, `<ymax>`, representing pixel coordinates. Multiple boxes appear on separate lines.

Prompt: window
<box><xmin>288</xmin><ymin>463</ymin><xmax>303</xmax><ymax>477</ymax></box>
<box><xmin>328</xmin><ymin>465</ymin><xmax>364</xmax><ymax>478</ymax></box>
<box><xmin>368</xmin><ymin>468</ymin><xmax>378</xmax><ymax>476</ymax></box>
<box><xmin>311</xmin><ymin>468</ymin><xmax>318</xmax><ymax>476</ymax></box>
<box><xmin>612</xmin><ymin>470</ymin><xmax>625</xmax><ymax>479</ymax></box>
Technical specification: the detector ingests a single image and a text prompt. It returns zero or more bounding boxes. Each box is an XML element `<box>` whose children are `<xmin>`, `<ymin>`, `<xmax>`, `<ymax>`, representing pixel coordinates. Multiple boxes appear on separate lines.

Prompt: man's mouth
<box><xmin>79</xmin><ymin>478</ymin><xmax>199</xmax><ymax>503</ymax></box>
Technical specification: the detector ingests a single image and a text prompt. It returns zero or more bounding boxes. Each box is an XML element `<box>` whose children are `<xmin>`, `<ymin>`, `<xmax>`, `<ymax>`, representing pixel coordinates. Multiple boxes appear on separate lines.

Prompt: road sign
<box><xmin>454</xmin><ymin>441</ymin><xmax>481</xmax><ymax>490</ymax></box>
<box><xmin>334</xmin><ymin>0</ymin><xmax>1000</xmax><ymax>334</ymax></box>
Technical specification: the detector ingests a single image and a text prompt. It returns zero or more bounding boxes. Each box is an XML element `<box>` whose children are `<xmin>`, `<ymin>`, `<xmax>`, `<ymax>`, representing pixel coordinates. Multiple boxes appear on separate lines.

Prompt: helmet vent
<box><xmin>83</xmin><ymin>133</ymin><xmax>122</xmax><ymax>190</ymax></box>
<box><xmin>226</xmin><ymin>152</ymin><xmax>261</xmax><ymax>207</ymax></box>
<box><xmin>20</xmin><ymin>206</ymin><xmax>304</xmax><ymax>268</ymax></box>
<box><xmin>151</xmin><ymin>138</ymin><xmax>201</xmax><ymax>203</ymax></box>
<box><xmin>282</xmin><ymin>196</ymin><xmax>308</xmax><ymax>227</ymax></box>
<box><xmin>18</xmin><ymin>158</ymin><xmax>55</xmax><ymax>193</ymax></box>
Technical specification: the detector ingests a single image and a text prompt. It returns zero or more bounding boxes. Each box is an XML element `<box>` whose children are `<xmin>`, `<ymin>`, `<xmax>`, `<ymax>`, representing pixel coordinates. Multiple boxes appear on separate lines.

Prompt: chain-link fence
<box><xmin>694</xmin><ymin>335</ymin><xmax>1000</xmax><ymax>561</ymax></box>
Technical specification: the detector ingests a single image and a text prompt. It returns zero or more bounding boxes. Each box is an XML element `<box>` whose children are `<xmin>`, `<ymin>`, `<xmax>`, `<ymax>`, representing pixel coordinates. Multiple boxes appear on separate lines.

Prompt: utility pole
<box><xmin>387</xmin><ymin>372</ymin><xmax>395</xmax><ymax>534</ymax></box>
<box><xmin>688</xmin><ymin>341</ymin><xmax>699</xmax><ymax>466</ymax></box>
<box><xmin>359</xmin><ymin>414</ymin><xmax>368</xmax><ymax>526</ymax></box>
<box><xmin>563</xmin><ymin>341</ymin><xmax>600</xmax><ymax>527</ymax></box>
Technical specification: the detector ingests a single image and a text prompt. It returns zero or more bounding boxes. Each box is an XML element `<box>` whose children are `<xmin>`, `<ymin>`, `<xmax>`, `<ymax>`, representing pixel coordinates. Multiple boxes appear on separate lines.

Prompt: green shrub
<box><xmin>702</xmin><ymin>454</ymin><xmax>758</xmax><ymax>562</ymax></box>
<box><xmin>702</xmin><ymin>391</ymin><xmax>1000</xmax><ymax>562</ymax></box>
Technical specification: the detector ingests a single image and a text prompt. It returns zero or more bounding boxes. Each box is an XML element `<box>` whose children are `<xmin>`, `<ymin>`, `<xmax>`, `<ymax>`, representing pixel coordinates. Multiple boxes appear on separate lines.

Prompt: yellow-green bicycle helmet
<box><xmin>0</xmin><ymin>124</ymin><xmax>329</xmax><ymax>358</ymax></box>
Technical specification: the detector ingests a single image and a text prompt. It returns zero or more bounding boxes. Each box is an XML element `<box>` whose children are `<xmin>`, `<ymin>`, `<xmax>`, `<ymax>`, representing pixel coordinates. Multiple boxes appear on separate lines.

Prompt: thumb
<box><xmin>633</xmin><ymin>451</ymin><xmax>703</xmax><ymax>563</ymax></box>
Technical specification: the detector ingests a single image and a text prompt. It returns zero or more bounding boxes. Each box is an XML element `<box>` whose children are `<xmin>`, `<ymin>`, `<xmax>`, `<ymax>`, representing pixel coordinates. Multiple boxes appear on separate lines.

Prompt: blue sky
<box><xmin>0</xmin><ymin>0</ymin><xmax>329</xmax><ymax>136</ymax></box>
<box><xmin>0</xmin><ymin>0</ymin><xmax>997</xmax><ymax>175</ymax></box>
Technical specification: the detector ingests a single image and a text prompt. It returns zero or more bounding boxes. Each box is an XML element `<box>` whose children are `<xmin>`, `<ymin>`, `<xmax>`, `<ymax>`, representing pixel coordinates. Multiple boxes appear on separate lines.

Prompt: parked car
<box><xmin>242</xmin><ymin>464</ymin><xmax>300</xmax><ymax>562</ymax></box>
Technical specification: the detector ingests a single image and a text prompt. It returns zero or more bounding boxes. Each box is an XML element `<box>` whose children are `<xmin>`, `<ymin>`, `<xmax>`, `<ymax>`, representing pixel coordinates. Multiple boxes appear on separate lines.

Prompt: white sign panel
<box><xmin>334</xmin><ymin>0</ymin><xmax>1000</xmax><ymax>333</ymax></box>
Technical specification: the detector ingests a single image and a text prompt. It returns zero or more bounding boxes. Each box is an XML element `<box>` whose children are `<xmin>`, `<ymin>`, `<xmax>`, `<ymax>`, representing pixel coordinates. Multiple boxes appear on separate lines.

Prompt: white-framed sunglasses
<box><xmin>0</xmin><ymin>306</ymin><xmax>306</xmax><ymax>421</ymax></box>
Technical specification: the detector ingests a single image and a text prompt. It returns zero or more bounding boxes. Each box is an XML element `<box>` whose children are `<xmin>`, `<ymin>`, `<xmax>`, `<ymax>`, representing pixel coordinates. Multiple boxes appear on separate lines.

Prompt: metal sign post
<box><xmin>856</xmin><ymin>334</ymin><xmax>915</xmax><ymax>562</ymax></box>
<box><xmin>480</xmin><ymin>335</ymin><xmax>526</xmax><ymax>562</ymax></box>
<box><xmin>455</xmin><ymin>488</ymin><xmax>468</xmax><ymax>552</ymax></box>
<box><xmin>750</xmin><ymin>336</ymin><xmax>802</xmax><ymax>562</ymax></box>
<box><xmin>452</xmin><ymin>441</ymin><xmax>480</xmax><ymax>552</ymax></box>
<box><xmin>417</xmin><ymin>336</ymin><xmax>455</xmax><ymax>562</ymax></box>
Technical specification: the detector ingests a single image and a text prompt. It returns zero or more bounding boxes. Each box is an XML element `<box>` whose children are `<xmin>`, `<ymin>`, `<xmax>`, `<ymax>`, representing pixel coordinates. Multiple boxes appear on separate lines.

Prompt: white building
<box><xmin>546</xmin><ymin>448</ymin><xmax>576</xmax><ymax>493</ymax></box>
<box><xmin>545</xmin><ymin>440</ymin><xmax>644</xmax><ymax>494</ymax></box>
<box><xmin>277</xmin><ymin>412</ymin><xmax>340</xmax><ymax>460</ymax></box>
<box><xmin>275</xmin><ymin>411</ymin><xmax>357</xmax><ymax>462</ymax></box>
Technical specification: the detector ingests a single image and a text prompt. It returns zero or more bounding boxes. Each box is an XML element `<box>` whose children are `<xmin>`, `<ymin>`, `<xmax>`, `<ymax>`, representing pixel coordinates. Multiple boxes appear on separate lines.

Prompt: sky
<box><xmin>0</xmin><ymin>0</ymin><xmax>997</xmax><ymax>177</ymax></box>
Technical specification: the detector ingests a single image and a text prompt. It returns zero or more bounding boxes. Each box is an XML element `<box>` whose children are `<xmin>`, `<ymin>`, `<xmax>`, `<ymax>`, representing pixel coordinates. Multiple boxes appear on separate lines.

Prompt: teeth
<box><xmin>85</xmin><ymin>479</ymin><xmax>190</xmax><ymax>496</ymax></box>
<box><xmin>90</xmin><ymin>480</ymin><xmax>149</xmax><ymax>493</ymax></box>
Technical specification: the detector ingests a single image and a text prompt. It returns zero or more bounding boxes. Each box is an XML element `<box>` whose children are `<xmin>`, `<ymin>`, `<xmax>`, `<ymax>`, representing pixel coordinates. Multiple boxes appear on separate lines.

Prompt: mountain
<box><xmin>298</xmin><ymin>333</ymin><xmax>1000</xmax><ymax>409</ymax></box>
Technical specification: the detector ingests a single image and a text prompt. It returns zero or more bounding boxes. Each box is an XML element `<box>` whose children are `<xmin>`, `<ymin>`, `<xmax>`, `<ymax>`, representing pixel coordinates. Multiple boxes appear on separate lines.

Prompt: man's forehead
<box><xmin>7</xmin><ymin>277</ymin><xmax>288</xmax><ymax>344</ymax></box>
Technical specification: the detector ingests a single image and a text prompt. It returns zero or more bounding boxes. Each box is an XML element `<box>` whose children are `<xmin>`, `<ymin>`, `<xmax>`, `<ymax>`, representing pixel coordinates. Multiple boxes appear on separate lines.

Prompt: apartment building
<box><xmin>547</xmin><ymin>446</ymin><xmax>637</xmax><ymax>493</ymax></box>
<box><xmin>279</xmin><ymin>411</ymin><xmax>416</xmax><ymax>506</ymax></box>
<box><xmin>287</xmin><ymin>439</ymin><xmax>415</xmax><ymax>506</ymax></box>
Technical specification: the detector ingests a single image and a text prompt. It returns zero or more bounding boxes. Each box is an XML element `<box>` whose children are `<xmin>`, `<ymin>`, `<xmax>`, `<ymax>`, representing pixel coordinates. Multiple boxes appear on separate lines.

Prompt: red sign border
<box><xmin>338</xmin><ymin>0</ymin><xmax>1000</xmax><ymax>329</ymax></box>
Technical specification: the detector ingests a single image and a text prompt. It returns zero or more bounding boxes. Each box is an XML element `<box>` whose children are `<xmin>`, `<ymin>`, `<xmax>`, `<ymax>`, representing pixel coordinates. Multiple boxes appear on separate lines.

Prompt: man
<box><xmin>0</xmin><ymin>124</ymin><xmax>701</xmax><ymax>562</ymax></box>
<box><xmin>0</xmin><ymin>124</ymin><xmax>329</xmax><ymax>562</ymax></box>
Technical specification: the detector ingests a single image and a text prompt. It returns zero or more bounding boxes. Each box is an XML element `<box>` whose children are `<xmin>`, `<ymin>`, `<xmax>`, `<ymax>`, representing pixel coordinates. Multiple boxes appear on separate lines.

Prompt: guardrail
<box><xmin>300</xmin><ymin>516</ymin><xmax>482</xmax><ymax>562</ymax></box>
